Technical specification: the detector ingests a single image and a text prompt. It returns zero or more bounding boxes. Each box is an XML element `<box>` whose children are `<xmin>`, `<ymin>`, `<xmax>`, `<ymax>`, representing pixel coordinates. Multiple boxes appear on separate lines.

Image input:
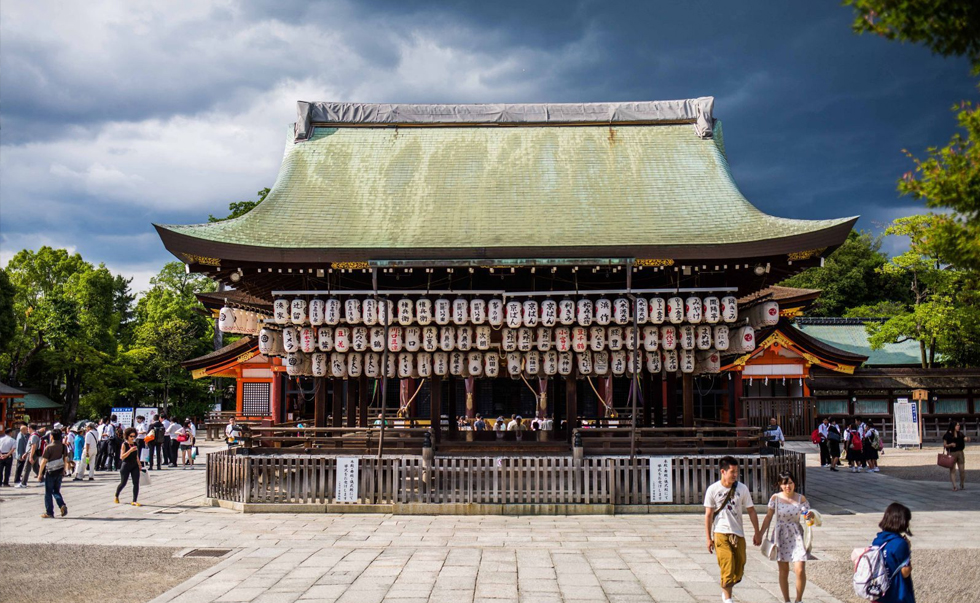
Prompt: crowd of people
<box><xmin>809</xmin><ymin>416</ymin><xmax>885</xmax><ymax>473</ymax></box>
<box><xmin>453</xmin><ymin>414</ymin><xmax>556</xmax><ymax>432</ymax></box>
<box><xmin>0</xmin><ymin>414</ymin><xmax>199</xmax><ymax>518</ymax></box>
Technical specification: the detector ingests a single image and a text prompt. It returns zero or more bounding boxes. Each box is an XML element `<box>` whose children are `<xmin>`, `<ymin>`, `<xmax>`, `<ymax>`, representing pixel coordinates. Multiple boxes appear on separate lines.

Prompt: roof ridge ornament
<box><xmin>294</xmin><ymin>97</ymin><xmax>716</xmax><ymax>142</ymax></box>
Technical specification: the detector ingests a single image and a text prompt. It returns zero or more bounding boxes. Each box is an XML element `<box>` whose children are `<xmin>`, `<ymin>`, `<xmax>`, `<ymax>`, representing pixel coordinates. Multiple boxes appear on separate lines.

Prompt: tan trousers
<box><xmin>949</xmin><ymin>450</ymin><xmax>966</xmax><ymax>488</ymax></box>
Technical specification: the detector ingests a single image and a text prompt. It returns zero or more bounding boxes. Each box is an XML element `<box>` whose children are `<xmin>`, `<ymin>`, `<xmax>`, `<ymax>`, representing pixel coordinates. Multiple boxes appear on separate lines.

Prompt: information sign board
<box><xmin>649</xmin><ymin>456</ymin><xmax>674</xmax><ymax>503</ymax></box>
<box><xmin>335</xmin><ymin>457</ymin><xmax>359</xmax><ymax>503</ymax></box>
<box><xmin>894</xmin><ymin>399</ymin><xmax>921</xmax><ymax>445</ymax></box>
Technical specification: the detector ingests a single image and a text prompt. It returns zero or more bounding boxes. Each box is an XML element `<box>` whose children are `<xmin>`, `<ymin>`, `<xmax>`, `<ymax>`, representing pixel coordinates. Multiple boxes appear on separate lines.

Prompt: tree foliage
<box><xmin>208</xmin><ymin>187</ymin><xmax>270</xmax><ymax>222</ymax></box>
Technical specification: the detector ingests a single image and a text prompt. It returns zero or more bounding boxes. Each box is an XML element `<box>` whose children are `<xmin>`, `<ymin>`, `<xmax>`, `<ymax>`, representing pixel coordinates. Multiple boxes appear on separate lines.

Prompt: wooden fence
<box><xmin>207</xmin><ymin>449</ymin><xmax>804</xmax><ymax>508</ymax></box>
<box><xmin>742</xmin><ymin>397</ymin><xmax>816</xmax><ymax>439</ymax></box>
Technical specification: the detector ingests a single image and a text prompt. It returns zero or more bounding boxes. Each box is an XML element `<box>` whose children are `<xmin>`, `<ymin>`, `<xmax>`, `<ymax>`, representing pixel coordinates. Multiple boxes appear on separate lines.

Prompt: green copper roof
<box><xmin>157</xmin><ymin>120</ymin><xmax>856</xmax><ymax>260</ymax></box>
<box><xmin>22</xmin><ymin>393</ymin><xmax>61</xmax><ymax>410</ymax></box>
<box><xmin>795</xmin><ymin>320</ymin><xmax>923</xmax><ymax>366</ymax></box>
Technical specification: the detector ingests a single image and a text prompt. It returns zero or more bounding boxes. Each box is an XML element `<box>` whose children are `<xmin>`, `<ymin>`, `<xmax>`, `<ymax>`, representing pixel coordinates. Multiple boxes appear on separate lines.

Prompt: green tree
<box><xmin>208</xmin><ymin>187</ymin><xmax>270</xmax><ymax>222</ymax></box>
<box><xmin>0</xmin><ymin>269</ymin><xmax>16</xmax><ymax>354</ymax></box>
<box><xmin>844</xmin><ymin>0</ymin><xmax>980</xmax><ymax>74</ymax></box>
<box><xmin>780</xmin><ymin>231</ymin><xmax>909</xmax><ymax>316</ymax></box>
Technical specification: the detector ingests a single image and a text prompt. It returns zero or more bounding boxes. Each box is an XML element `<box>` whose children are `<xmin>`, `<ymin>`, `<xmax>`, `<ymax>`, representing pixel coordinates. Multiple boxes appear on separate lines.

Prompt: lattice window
<box><xmin>934</xmin><ymin>399</ymin><xmax>968</xmax><ymax>414</ymax></box>
<box><xmin>242</xmin><ymin>382</ymin><xmax>271</xmax><ymax>416</ymax></box>
<box><xmin>817</xmin><ymin>399</ymin><xmax>848</xmax><ymax>416</ymax></box>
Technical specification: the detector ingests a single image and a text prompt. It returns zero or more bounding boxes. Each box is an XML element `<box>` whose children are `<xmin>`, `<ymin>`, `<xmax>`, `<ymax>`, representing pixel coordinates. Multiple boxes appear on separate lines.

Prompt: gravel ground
<box><xmin>807</xmin><ymin>547</ymin><xmax>980</xmax><ymax>603</ymax></box>
<box><xmin>0</xmin><ymin>544</ymin><xmax>219</xmax><ymax>603</ymax></box>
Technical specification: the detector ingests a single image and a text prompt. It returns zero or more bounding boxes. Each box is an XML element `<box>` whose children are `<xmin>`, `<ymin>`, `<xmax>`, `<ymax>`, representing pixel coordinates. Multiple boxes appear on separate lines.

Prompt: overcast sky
<box><xmin>1</xmin><ymin>1</ymin><xmax>975</xmax><ymax>292</ymax></box>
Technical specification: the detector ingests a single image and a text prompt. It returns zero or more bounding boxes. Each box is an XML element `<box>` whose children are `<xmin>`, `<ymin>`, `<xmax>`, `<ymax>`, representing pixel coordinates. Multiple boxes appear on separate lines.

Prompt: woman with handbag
<box><xmin>177</xmin><ymin>421</ymin><xmax>193</xmax><ymax>468</ymax></box>
<box><xmin>942</xmin><ymin>421</ymin><xmax>969</xmax><ymax>491</ymax></box>
<box><xmin>758</xmin><ymin>471</ymin><xmax>814</xmax><ymax>603</ymax></box>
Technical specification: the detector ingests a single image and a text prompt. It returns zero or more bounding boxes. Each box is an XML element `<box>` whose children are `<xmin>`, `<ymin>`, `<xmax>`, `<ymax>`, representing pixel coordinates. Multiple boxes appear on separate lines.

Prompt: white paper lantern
<box><xmin>572</xmin><ymin>327</ymin><xmax>588</xmax><ymax>353</ymax></box>
<box><xmin>577</xmin><ymin>351</ymin><xmax>593</xmax><ymax>375</ymax></box>
<box><xmin>417</xmin><ymin>352</ymin><xmax>432</xmax><ymax>378</ymax></box>
<box><xmin>457</xmin><ymin>325</ymin><xmax>472</xmax><ymax>351</ymax></box>
<box><xmin>272</xmin><ymin>330</ymin><xmax>286</xmax><ymax>356</ymax></box>
<box><xmin>415</xmin><ymin>298</ymin><xmax>432</xmax><ymax>326</ymax></box>
<box><xmin>732</xmin><ymin>326</ymin><xmax>756</xmax><ymax>353</ymax></box>
<box><xmin>714</xmin><ymin>325</ymin><xmax>730</xmax><ymax>351</ymax></box>
<box><xmin>399</xmin><ymin>352</ymin><xmax>414</xmax><ymax>378</ymax></box>
<box><xmin>679</xmin><ymin>325</ymin><xmax>696</xmax><ymax>350</ymax></box>
<box><xmin>661</xmin><ymin>326</ymin><xmax>677</xmax><ymax>351</ymax></box>
<box><xmin>518</xmin><ymin>327</ymin><xmax>533</xmax><ymax>352</ymax></box>
<box><xmin>435</xmin><ymin>298</ymin><xmax>451</xmax><ymax>325</ymax></box>
<box><xmin>634</xmin><ymin>298</ymin><xmax>649</xmax><ymax>324</ymax></box>
<box><xmin>475</xmin><ymin>325</ymin><xmax>491</xmax><ymax>350</ymax></box>
<box><xmin>679</xmin><ymin>349</ymin><xmax>695</xmax><ymax>374</ymax></box>
<box><xmin>589</xmin><ymin>326</ymin><xmax>606</xmax><ymax>351</ymax></box>
<box><xmin>273</xmin><ymin>299</ymin><xmax>289</xmax><ymax>325</ymax></box>
<box><xmin>385</xmin><ymin>353</ymin><xmax>397</xmax><ymax>378</ymax></box>
<box><xmin>290</xmin><ymin>299</ymin><xmax>307</xmax><ymax>325</ymax></box>
<box><xmin>317</xmin><ymin>327</ymin><xmax>334</xmax><ymax>352</ymax></box>
<box><xmin>502</xmin><ymin>328</ymin><xmax>517</xmax><ymax>352</ymax></box>
<box><xmin>334</xmin><ymin>326</ymin><xmax>350</xmax><ymax>352</ymax></box>
<box><xmin>397</xmin><ymin>298</ymin><xmax>414</xmax><ymax>326</ymax></box>
<box><xmin>452</xmin><ymin>298</ymin><xmax>468</xmax><ymax>325</ymax></box>
<box><xmin>540</xmin><ymin>299</ymin><xmax>557</xmax><ymax>327</ymax></box>
<box><xmin>422</xmin><ymin>326</ymin><xmax>438</xmax><ymax>352</ymax></box>
<box><xmin>593</xmin><ymin>350</ymin><xmax>609</xmax><ymax>375</ymax></box>
<box><xmin>614</xmin><ymin>297</ymin><xmax>630</xmax><ymax>325</ymax></box>
<box><xmin>645</xmin><ymin>351</ymin><xmax>662</xmax><ymax>373</ymax></box>
<box><xmin>258</xmin><ymin>328</ymin><xmax>275</xmax><ymax>355</ymax></box>
<box><xmin>536</xmin><ymin>327</ymin><xmax>552</xmax><ymax>351</ymax></box>
<box><xmin>377</xmin><ymin>299</ymin><xmax>393</xmax><ymax>327</ymax></box>
<box><xmin>247</xmin><ymin>312</ymin><xmax>260</xmax><ymax>335</ymax></box>
<box><xmin>643</xmin><ymin>326</ymin><xmax>660</xmax><ymax>351</ymax></box>
<box><xmin>594</xmin><ymin>298</ymin><xmax>612</xmax><ymax>326</ymax></box>
<box><xmin>543</xmin><ymin>350</ymin><xmax>558</xmax><ymax>376</ymax></box>
<box><xmin>505</xmin><ymin>300</ymin><xmax>523</xmax><ymax>328</ymax></box>
<box><xmin>749</xmin><ymin>301</ymin><xmax>780</xmax><ymax>329</ymax></box>
<box><xmin>438</xmin><ymin>326</ymin><xmax>455</xmax><ymax>352</ymax></box>
<box><xmin>324</xmin><ymin>298</ymin><xmax>341</xmax><ymax>326</ymax></box>
<box><xmin>487</xmin><ymin>298</ymin><xmax>504</xmax><ymax>327</ymax></box>
<box><xmin>218</xmin><ymin>306</ymin><xmax>236</xmax><ymax>332</ymax></box>
<box><xmin>608</xmin><ymin>326</ymin><xmax>624</xmax><ymax>351</ymax></box>
<box><xmin>558</xmin><ymin>299</ymin><xmax>576</xmax><ymax>325</ymax></box>
<box><xmin>685</xmin><ymin>297</ymin><xmax>703</xmax><ymax>324</ymax></box>
<box><xmin>721</xmin><ymin>296</ymin><xmax>738</xmax><ymax>323</ymax></box>
<box><xmin>648</xmin><ymin>297</ymin><xmax>666</xmax><ymax>324</ymax></box>
<box><xmin>387</xmin><ymin>326</ymin><xmax>403</xmax><ymax>352</ymax></box>
<box><xmin>576</xmin><ymin>299</ymin><xmax>594</xmax><ymax>326</ymax></box>
<box><xmin>286</xmin><ymin>352</ymin><xmax>304</xmax><ymax>376</ymax></box>
<box><xmin>698</xmin><ymin>351</ymin><xmax>721</xmax><ymax>374</ymax></box>
<box><xmin>348</xmin><ymin>326</ymin><xmax>366</xmax><ymax>352</ymax></box>
<box><xmin>468</xmin><ymin>352</ymin><xmax>483</xmax><ymax>376</ymax></box>
<box><xmin>301</xmin><ymin>327</ymin><xmax>317</xmax><ymax>353</ymax></box>
<box><xmin>663</xmin><ymin>349</ymin><xmax>679</xmax><ymax>373</ymax></box>
<box><xmin>283</xmin><ymin>327</ymin><xmax>300</xmax><ymax>353</ymax></box>
<box><xmin>365</xmin><ymin>353</ymin><xmax>380</xmax><ymax>378</ymax></box>
<box><xmin>696</xmin><ymin>325</ymin><xmax>713</xmax><ymax>350</ymax></box>
<box><xmin>611</xmin><ymin>350</ymin><xmax>627</xmax><ymax>376</ymax></box>
<box><xmin>558</xmin><ymin>351</ymin><xmax>573</xmax><ymax>376</ymax></box>
<box><xmin>348</xmin><ymin>352</ymin><xmax>363</xmax><ymax>378</ymax></box>
<box><xmin>621</xmin><ymin>326</ymin><xmax>636</xmax><ymax>351</ymax></box>
<box><xmin>522</xmin><ymin>300</ymin><xmax>539</xmax><ymax>327</ymax></box>
<box><xmin>484</xmin><ymin>351</ymin><xmax>500</xmax><ymax>377</ymax></box>
<box><xmin>524</xmin><ymin>351</ymin><xmax>540</xmax><ymax>376</ymax></box>
<box><xmin>362</xmin><ymin>298</ymin><xmax>378</xmax><ymax>326</ymax></box>
<box><xmin>343</xmin><ymin>299</ymin><xmax>361</xmax><ymax>325</ymax></box>
<box><xmin>308</xmin><ymin>299</ymin><xmax>325</xmax><ymax>326</ymax></box>
<box><xmin>553</xmin><ymin>327</ymin><xmax>571</xmax><ymax>352</ymax></box>
<box><xmin>312</xmin><ymin>352</ymin><xmax>328</xmax><ymax>377</ymax></box>
<box><xmin>368</xmin><ymin>326</ymin><xmax>385</xmax><ymax>352</ymax></box>
<box><xmin>667</xmin><ymin>297</ymin><xmax>684</xmax><ymax>324</ymax></box>
<box><xmin>703</xmin><ymin>297</ymin><xmax>721</xmax><ymax>324</ymax></box>
<box><xmin>628</xmin><ymin>350</ymin><xmax>641</xmax><ymax>375</ymax></box>
<box><xmin>470</xmin><ymin>298</ymin><xmax>487</xmax><ymax>324</ymax></box>
<box><xmin>404</xmin><ymin>326</ymin><xmax>421</xmax><ymax>352</ymax></box>
<box><xmin>235</xmin><ymin>309</ymin><xmax>248</xmax><ymax>333</ymax></box>
<box><xmin>329</xmin><ymin>352</ymin><xmax>346</xmax><ymax>378</ymax></box>
<box><xmin>506</xmin><ymin>352</ymin><xmax>522</xmax><ymax>377</ymax></box>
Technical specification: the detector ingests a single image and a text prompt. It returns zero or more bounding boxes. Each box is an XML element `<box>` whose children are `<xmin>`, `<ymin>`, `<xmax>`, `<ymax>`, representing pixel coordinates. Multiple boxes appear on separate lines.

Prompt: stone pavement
<box><xmin>2</xmin><ymin>441</ymin><xmax>976</xmax><ymax>602</ymax></box>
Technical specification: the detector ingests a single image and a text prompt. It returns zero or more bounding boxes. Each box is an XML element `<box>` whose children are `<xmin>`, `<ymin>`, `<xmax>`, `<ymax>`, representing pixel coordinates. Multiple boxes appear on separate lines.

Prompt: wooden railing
<box><xmin>206</xmin><ymin>449</ymin><xmax>805</xmax><ymax>506</ymax></box>
<box><xmin>576</xmin><ymin>427</ymin><xmax>763</xmax><ymax>455</ymax></box>
<box><xmin>240</xmin><ymin>426</ymin><xmax>430</xmax><ymax>455</ymax></box>
<box><xmin>742</xmin><ymin>397</ymin><xmax>816</xmax><ymax>439</ymax></box>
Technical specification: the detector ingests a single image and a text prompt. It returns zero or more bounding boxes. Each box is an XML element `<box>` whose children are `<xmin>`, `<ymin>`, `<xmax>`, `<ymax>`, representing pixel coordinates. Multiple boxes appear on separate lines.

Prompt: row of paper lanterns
<box><xmin>282</xmin><ymin>349</ymin><xmax>724</xmax><ymax>379</ymax></box>
<box><xmin>259</xmin><ymin>324</ymin><xmax>756</xmax><ymax>357</ymax></box>
<box><xmin>258</xmin><ymin>296</ymin><xmax>762</xmax><ymax>330</ymax></box>
<box><xmin>218</xmin><ymin>308</ymin><xmax>271</xmax><ymax>335</ymax></box>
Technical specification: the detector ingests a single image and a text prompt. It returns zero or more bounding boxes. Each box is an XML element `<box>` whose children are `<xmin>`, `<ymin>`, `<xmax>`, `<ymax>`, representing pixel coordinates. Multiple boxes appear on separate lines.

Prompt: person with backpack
<box><xmin>703</xmin><ymin>456</ymin><xmax>761</xmax><ymax>603</ymax></box>
<box><xmin>114</xmin><ymin>428</ymin><xmax>142</xmax><ymax>506</ymax></box>
<box><xmin>826</xmin><ymin>418</ymin><xmax>842</xmax><ymax>472</ymax></box>
<box><xmin>863</xmin><ymin>420</ymin><xmax>883</xmax><ymax>473</ymax></box>
<box><xmin>844</xmin><ymin>422</ymin><xmax>864</xmax><ymax>473</ymax></box>
<box><xmin>764</xmin><ymin>418</ymin><xmax>785</xmax><ymax>450</ymax></box>
<box><xmin>36</xmin><ymin>428</ymin><xmax>69</xmax><ymax>518</ymax></box>
<box><xmin>853</xmin><ymin>502</ymin><xmax>914</xmax><ymax>602</ymax></box>
<box><xmin>147</xmin><ymin>415</ymin><xmax>165</xmax><ymax>470</ymax></box>
<box><xmin>758</xmin><ymin>471</ymin><xmax>814</xmax><ymax>603</ymax></box>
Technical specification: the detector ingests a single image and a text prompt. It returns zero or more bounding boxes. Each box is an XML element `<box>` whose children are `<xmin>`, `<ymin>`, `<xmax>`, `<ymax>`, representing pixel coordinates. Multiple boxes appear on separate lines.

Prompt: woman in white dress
<box><xmin>759</xmin><ymin>471</ymin><xmax>814</xmax><ymax>603</ymax></box>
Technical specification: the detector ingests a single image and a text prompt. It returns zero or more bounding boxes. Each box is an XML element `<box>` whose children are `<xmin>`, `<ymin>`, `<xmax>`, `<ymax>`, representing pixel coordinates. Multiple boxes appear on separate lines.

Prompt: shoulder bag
<box><xmin>938</xmin><ymin>445</ymin><xmax>956</xmax><ymax>469</ymax></box>
<box><xmin>761</xmin><ymin>497</ymin><xmax>779</xmax><ymax>560</ymax></box>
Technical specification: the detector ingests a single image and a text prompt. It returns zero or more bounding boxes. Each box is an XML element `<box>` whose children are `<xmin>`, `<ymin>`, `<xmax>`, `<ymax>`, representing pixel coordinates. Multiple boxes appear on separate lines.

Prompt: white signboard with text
<box><xmin>136</xmin><ymin>407</ymin><xmax>158</xmax><ymax>423</ymax></box>
<box><xmin>649</xmin><ymin>456</ymin><xmax>674</xmax><ymax>503</ymax></box>
<box><xmin>894</xmin><ymin>399</ymin><xmax>922</xmax><ymax>445</ymax></box>
<box><xmin>335</xmin><ymin>457</ymin><xmax>360</xmax><ymax>503</ymax></box>
<box><xmin>112</xmin><ymin>407</ymin><xmax>134</xmax><ymax>428</ymax></box>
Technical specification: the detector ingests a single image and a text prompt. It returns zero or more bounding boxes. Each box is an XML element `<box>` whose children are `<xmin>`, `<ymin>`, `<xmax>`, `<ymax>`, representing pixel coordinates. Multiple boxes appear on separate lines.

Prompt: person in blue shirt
<box><xmin>871</xmin><ymin>502</ymin><xmax>915</xmax><ymax>603</ymax></box>
<box><xmin>72</xmin><ymin>429</ymin><xmax>85</xmax><ymax>480</ymax></box>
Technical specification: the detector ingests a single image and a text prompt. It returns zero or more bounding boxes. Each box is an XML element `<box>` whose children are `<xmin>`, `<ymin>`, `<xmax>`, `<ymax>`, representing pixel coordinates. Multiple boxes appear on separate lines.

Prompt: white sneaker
<box><xmin>13</xmin><ymin>483</ymin><xmax>23</xmax><ymax>488</ymax></box>
<box><xmin>874</xmin><ymin>468</ymin><xmax>880</xmax><ymax>472</ymax></box>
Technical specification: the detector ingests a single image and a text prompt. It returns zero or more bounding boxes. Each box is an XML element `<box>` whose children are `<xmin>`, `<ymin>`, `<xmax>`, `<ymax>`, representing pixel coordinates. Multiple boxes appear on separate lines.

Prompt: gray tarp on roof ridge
<box><xmin>294</xmin><ymin>97</ymin><xmax>715</xmax><ymax>142</ymax></box>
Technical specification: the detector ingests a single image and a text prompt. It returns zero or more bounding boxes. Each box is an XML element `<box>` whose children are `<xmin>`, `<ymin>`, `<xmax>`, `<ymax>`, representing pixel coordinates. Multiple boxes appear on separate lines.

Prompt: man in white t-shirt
<box><xmin>77</xmin><ymin>423</ymin><xmax>99</xmax><ymax>481</ymax></box>
<box><xmin>165</xmin><ymin>419</ymin><xmax>182</xmax><ymax>467</ymax></box>
<box><xmin>703</xmin><ymin>456</ymin><xmax>760</xmax><ymax>603</ymax></box>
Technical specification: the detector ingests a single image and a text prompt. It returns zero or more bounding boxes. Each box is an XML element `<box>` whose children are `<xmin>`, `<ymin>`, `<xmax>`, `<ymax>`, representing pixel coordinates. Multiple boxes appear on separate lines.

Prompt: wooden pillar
<box><xmin>447</xmin><ymin>377</ymin><xmax>458</xmax><ymax>439</ymax></box>
<box><xmin>430</xmin><ymin>375</ymin><xmax>442</xmax><ymax>444</ymax></box>
<box><xmin>968</xmin><ymin>388</ymin><xmax>975</xmax><ymax>416</ymax></box>
<box><xmin>346</xmin><ymin>379</ymin><xmax>358</xmax><ymax>427</ymax></box>
<box><xmin>565</xmin><ymin>376</ymin><xmax>578</xmax><ymax>443</ymax></box>
<box><xmin>649</xmin><ymin>372</ymin><xmax>662</xmax><ymax>427</ymax></box>
<box><xmin>358</xmin><ymin>376</ymin><xmax>369</xmax><ymax>427</ymax></box>
<box><xmin>733</xmin><ymin>374</ymin><xmax>744</xmax><ymax>420</ymax></box>
<box><xmin>664</xmin><ymin>372</ymin><xmax>678</xmax><ymax>427</ymax></box>
<box><xmin>682</xmin><ymin>374</ymin><xmax>695</xmax><ymax>427</ymax></box>
<box><xmin>270</xmin><ymin>371</ymin><xmax>283</xmax><ymax>424</ymax></box>
<box><xmin>331</xmin><ymin>379</ymin><xmax>343</xmax><ymax>428</ymax></box>
<box><xmin>313</xmin><ymin>376</ymin><xmax>328</xmax><ymax>428</ymax></box>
